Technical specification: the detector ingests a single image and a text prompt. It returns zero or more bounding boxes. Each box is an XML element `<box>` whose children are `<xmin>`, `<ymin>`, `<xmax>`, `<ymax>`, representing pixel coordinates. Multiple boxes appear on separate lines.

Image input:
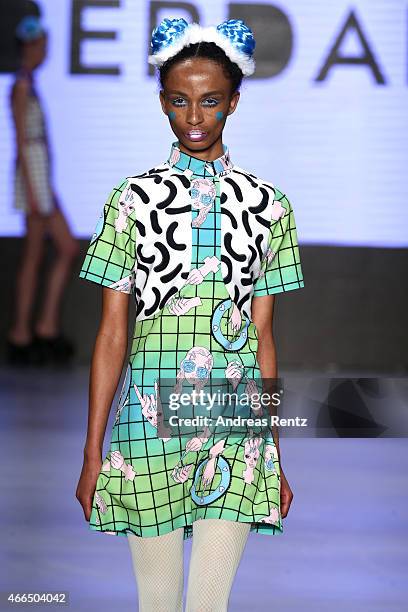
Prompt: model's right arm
<box><xmin>76</xmin><ymin>286</ymin><xmax>130</xmax><ymax>521</ymax></box>
<box><xmin>11</xmin><ymin>78</ymin><xmax>38</xmax><ymax>213</ymax></box>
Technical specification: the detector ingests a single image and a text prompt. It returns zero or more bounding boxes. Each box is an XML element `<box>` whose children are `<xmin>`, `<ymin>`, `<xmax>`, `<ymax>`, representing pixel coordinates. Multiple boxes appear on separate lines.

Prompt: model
<box><xmin>76</xmin><ymin>17</ymin><xmax>305</xmax><ymax>611</ymax></box>
<box><xmin>6</xmin><ymin>15</ymin><xmax>79</xmax><ymax>366</ymax></box>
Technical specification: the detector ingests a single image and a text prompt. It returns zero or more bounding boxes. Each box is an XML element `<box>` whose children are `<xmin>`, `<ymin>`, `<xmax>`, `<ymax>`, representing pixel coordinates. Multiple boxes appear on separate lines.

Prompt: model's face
<box><xmin>24</xmin><ymin>34</ymin><xmax>47</xmax><ymax>68</ymax></box>
<box><xmin>159</xmin><ymin>57</ymin><xmax>240</xmax><ymax>154</ymax></box>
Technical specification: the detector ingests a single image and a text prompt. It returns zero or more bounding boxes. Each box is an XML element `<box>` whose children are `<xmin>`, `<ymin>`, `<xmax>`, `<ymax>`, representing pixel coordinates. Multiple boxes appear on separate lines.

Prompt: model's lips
<box><xmin>185</xmin><ymin>130</ymin><xmax>208</xmax><ymax>142</ymax></box>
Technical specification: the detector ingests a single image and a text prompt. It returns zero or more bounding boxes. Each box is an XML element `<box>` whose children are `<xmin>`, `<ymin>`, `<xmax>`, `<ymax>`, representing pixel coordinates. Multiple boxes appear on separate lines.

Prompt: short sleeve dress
<box><xmin>79</xmin><ymin>140</ymin><xmax>305</xmax><ymax>539</ymax></box>
<box><xmin>12</xmin><ymin>68</ymin><xmax>56</xmax><ymax>216</ymax></box>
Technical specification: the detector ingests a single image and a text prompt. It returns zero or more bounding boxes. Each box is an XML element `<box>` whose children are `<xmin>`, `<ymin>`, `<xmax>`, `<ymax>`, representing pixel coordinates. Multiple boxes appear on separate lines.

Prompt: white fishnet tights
<box><xmin>127</xmin><ymin>518</ymin><xmax>251</xmax><ymax>611</ymax></box>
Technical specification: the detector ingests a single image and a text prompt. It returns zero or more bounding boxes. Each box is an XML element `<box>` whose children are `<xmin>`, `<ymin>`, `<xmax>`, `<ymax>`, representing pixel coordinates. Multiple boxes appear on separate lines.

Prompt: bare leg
<box><xmin>185</xmin><ymin>518</ymin><xmax>251</xmax><ymax>612</ymax></box>
<box><xmin>7</xmin><ymin>212</ymin><xmax>47</xmax><ymax>344</ymax></box>
<box><xmin>34</xmin><ymin>207</ymin><xmax>80</xmax><ymax>337</ymax></box>
<box><xmin>127</xmin><ymin>528</ymin><xmax>185</xmax><ymax>612</ymax></box>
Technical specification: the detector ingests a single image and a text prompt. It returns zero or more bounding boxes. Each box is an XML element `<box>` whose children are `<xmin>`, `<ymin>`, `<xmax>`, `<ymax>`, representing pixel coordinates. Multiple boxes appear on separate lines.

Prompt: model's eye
<box><xmin>202</xmin><ymin>98</ymin><xmax>219</xmax><ymax>107</ymax></box>
<box><xmin>170</xmin><ymin>97</ymin><xmax>219</xmax><ymax>107</ymax></box>
<box><xmin>171</xmin><ymin>98</ymin><xmax>186</xmax><ymax>107</ymax></box>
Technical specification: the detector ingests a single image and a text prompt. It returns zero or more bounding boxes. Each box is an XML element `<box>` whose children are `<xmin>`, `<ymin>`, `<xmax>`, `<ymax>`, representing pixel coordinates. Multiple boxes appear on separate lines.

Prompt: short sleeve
<box><xmin>78</xmin><ymin>178</ymin><xmax>137</xmax><ymax>293</ymax></box>
<box><xmin>253</xmin><ymin>188</ymin><xmax>304</xmax><ymax>296</ymax></box>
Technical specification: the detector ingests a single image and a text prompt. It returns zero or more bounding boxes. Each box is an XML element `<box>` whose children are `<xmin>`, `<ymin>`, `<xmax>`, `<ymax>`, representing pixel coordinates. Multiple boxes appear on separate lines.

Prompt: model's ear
<box><xmin>227</xmin><ymin>90</ymin><xmax>240</xmax><ymax>116</ymax></box>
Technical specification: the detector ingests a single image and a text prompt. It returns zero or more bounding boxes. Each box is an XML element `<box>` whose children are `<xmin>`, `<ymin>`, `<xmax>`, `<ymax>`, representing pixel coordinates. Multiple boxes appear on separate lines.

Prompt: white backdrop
<box><xmin>0</xmin><ymin>0</ymin><xmax>406</xmax><ymax>246</ymax></box>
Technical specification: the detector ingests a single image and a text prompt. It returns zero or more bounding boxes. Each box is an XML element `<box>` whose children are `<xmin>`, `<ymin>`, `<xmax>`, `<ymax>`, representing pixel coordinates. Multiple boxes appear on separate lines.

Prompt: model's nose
<box><xmin>186</xmin><ymin>102</ymin><xmax>204</xmax><ymax>125</ymax></box>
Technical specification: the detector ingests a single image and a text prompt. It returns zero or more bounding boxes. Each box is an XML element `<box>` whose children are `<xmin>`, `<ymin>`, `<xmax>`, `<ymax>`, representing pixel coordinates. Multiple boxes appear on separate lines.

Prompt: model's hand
<box><xmin>75</xmin><ymin>454</ymin><xmax>102</xmax><ymax>522</ymax></box>
<box><xmin>279</xmin><ymin>467</ymin><xmax>293</xmax><ymax>518</ymax></box>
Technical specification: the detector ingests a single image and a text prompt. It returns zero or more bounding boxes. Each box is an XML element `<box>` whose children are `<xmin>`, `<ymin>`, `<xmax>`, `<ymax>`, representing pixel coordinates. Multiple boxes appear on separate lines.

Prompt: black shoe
<box><xmin>5</xmin><ymin>338</ymin><xmax>35</xmax><ymax>366</ymax></box>
<box><xmin>32</xmin><ymin>333</ymin><xmax>76</xmax><ymax>365</ymax></box>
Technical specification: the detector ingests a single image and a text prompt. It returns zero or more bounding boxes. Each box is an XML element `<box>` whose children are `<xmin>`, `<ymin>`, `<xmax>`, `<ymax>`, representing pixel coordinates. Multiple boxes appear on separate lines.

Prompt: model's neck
<box><xmin>177</xmin><ymin>137</ymin><xmax>224</xmax><ymax>162</ymax></box>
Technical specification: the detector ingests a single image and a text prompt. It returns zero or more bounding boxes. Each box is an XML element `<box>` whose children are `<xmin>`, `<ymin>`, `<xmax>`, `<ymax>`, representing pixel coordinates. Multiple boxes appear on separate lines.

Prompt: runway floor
<box><xmin>0</xmin><ymin>365</ymin><xmax>406</xmax><ymax>611</ymax></box>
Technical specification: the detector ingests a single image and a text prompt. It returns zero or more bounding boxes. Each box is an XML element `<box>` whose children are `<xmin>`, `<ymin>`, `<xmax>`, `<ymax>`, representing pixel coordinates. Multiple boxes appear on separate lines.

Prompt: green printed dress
<box><xmin>79</xmin><ymin>140</ymin><xmax>304</xmax><ymax>539</ymax></box>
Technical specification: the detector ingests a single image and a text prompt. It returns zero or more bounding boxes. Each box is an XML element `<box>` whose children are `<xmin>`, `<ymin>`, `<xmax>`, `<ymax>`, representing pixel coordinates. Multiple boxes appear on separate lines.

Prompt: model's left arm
<box><xmin>252</xmin><ymin>293</ymin><xmax>295</xmax><ymax>517</ymax></box>
<box><xmin>251</xmin><ymin>188</ymin><xmax>305</xmax><ymax>518</ymax></box>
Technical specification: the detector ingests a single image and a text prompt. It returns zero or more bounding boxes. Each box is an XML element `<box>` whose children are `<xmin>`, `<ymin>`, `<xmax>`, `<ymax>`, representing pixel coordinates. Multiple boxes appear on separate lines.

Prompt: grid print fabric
<box><xmin>79</xmin><ymin>141</ymin><xmax>305</xmax><ymax>539</ymax></box>
<box><xmin>253</xmin><ymin>191</ymin><xmax>304</xmax><ymax>296</ymax></box>
<box><xmin>13</xmin><ymin>141</ymin><xmax>54</xmax><ymax>214</ymax></box>
<box><xmin>12</xmin><ymin>76</ymin><xmax>55</xmax><ymax>215</ymax></box>
<box><xmin>78</xmin><ymin>179</ymin><xmax>136</xmax><ymax>293</ymax></box>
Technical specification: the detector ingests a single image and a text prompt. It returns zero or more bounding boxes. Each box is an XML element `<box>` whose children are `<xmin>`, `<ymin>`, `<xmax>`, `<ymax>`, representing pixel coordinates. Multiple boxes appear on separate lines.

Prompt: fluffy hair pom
<box><xmin>148</xmin><ymin>17</ymin><xmax>256</xmax><ymax>76</ymax></box>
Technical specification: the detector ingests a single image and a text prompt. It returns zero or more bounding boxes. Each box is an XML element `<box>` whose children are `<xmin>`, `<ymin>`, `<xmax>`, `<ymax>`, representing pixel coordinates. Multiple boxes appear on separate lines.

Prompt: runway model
<box><xmin>7</xmin><ymin>15</ymin><xmax>79</xmax><ymax>366</ymax></box>
<box><xmin>76</xmin><ymin>17</ymin><xmax>305</xmax><ymax>611</ymax></box>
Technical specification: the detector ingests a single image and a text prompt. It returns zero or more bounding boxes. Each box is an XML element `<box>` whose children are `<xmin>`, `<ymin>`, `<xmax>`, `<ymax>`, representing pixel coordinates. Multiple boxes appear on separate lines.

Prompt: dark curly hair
<box><xmin>158</xmin><ymin>41</ymin><xmax>244</xmax><ymax>95</ymax></box>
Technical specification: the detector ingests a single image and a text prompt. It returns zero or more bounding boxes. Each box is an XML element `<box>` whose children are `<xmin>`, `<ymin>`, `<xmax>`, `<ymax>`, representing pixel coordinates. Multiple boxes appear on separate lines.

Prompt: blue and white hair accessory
<box><xmin>148</xmin><ymin>18</ymin><xmax>256</xmax><ymax>76</ymax></box>
<box><xmin>15</xmin><ymin>15</ymin><xmax>46</xmax><ymax>42</ymax></box>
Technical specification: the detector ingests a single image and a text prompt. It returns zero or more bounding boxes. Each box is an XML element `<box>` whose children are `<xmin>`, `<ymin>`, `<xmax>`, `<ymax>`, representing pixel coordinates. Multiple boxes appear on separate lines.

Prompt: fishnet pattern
<box><xmin>128</xmin><ymin>518</ymin><xmax>250</xmax><ymax>611</ymax></box>
<box><xmin>185</xmin><ymin>518</ymin><xmax>251</xmax><ymax>612</ymax></box>
<box><xmin>127</xmin><ymin>527</ymin><xmax>185</xmax><ymax>611</ymax></box>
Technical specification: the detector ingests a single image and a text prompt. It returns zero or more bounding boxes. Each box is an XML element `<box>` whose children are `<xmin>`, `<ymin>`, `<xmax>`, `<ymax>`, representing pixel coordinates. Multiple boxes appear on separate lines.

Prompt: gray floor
<box><xmin>0</xmin><ymin>365</ymin><xmax>407</xmax><ymax>611</ymax></box>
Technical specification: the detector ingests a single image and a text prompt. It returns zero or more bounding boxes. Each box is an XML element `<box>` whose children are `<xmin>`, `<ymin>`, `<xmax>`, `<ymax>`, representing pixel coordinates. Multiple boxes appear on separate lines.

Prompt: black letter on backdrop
<box><xmin>315</xmin><ymin>9</ymin><xmax>386</xmax><ymax>84</ymax></box>
<box><xmin>229</xmin><ymin>4</ymin><xmax>293</xmax><ymax>78</ymax></box>
<box><xmin>71</xmin><ymin>0</ymin><xmax>121</xmax><ymax>75</ymax></box>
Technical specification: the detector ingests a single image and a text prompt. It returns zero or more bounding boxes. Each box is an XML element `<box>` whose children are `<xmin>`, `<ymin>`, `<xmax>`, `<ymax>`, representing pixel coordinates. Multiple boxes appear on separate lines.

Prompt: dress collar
<box><xmin>166</xmin><ymin>140</ymin><xmax>234</xmax><ymax>178</ymax></box>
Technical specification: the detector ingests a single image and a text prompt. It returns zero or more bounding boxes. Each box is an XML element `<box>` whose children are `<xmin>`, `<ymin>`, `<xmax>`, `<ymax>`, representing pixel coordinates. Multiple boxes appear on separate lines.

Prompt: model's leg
<box><xmin>34</xmin><ymin>207</ymin><xmax>80</xmax><ymax>337</ymax></box>
<box><xmin>185</xmin><ymin>518</ymin><xmax>251</xmax><ymax>612</ymax></box>
<box><xmin>8</xmin><ymin>212</ymin><xmax>46</xmax><ymax>344</ymax></box>
<box><xmin>127</xmin><ymin>527</ymin><xmax>185</xmax><ymax>612</ymax></box>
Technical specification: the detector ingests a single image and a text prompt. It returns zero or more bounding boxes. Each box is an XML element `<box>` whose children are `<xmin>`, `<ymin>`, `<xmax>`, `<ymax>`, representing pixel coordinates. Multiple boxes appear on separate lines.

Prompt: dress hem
<box><xmin>89</xmin><ymin>512</ymin><xmax>283</xmax><ymax>540</ymax></box>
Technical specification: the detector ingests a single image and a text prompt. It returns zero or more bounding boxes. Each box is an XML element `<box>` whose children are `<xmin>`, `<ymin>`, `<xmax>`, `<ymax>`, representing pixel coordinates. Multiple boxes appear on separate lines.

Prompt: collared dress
<box><xmin>79</xmin><ymin>140</ymin><xmax>305</xmax><ymax>539</ymax></box>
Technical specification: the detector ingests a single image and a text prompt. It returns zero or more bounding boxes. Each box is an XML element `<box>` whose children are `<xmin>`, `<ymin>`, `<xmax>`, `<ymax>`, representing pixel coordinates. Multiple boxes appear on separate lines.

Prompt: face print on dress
<box><xmin>190</xmin><ymin>178</ymin><xmax>216</xmax><ymax>228</ymax></box>
<box><xmin>174</xmin><ymin>346</ymin><xmax>214</xmax><ymax>394</ymax></box>
<box><xmin>242</xmin><ymin>434</ymin><xmax>263</xmax><ymax>484</ymax></box>
<box><xmin>264</xmin><ymin>442</ymin><xmax>278</xmax><ymax>473</ymax></box>
<box><xmin>115</xmin><ymin>185</ymin><xmax>135</xmax><ymax>233</ymax></box>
